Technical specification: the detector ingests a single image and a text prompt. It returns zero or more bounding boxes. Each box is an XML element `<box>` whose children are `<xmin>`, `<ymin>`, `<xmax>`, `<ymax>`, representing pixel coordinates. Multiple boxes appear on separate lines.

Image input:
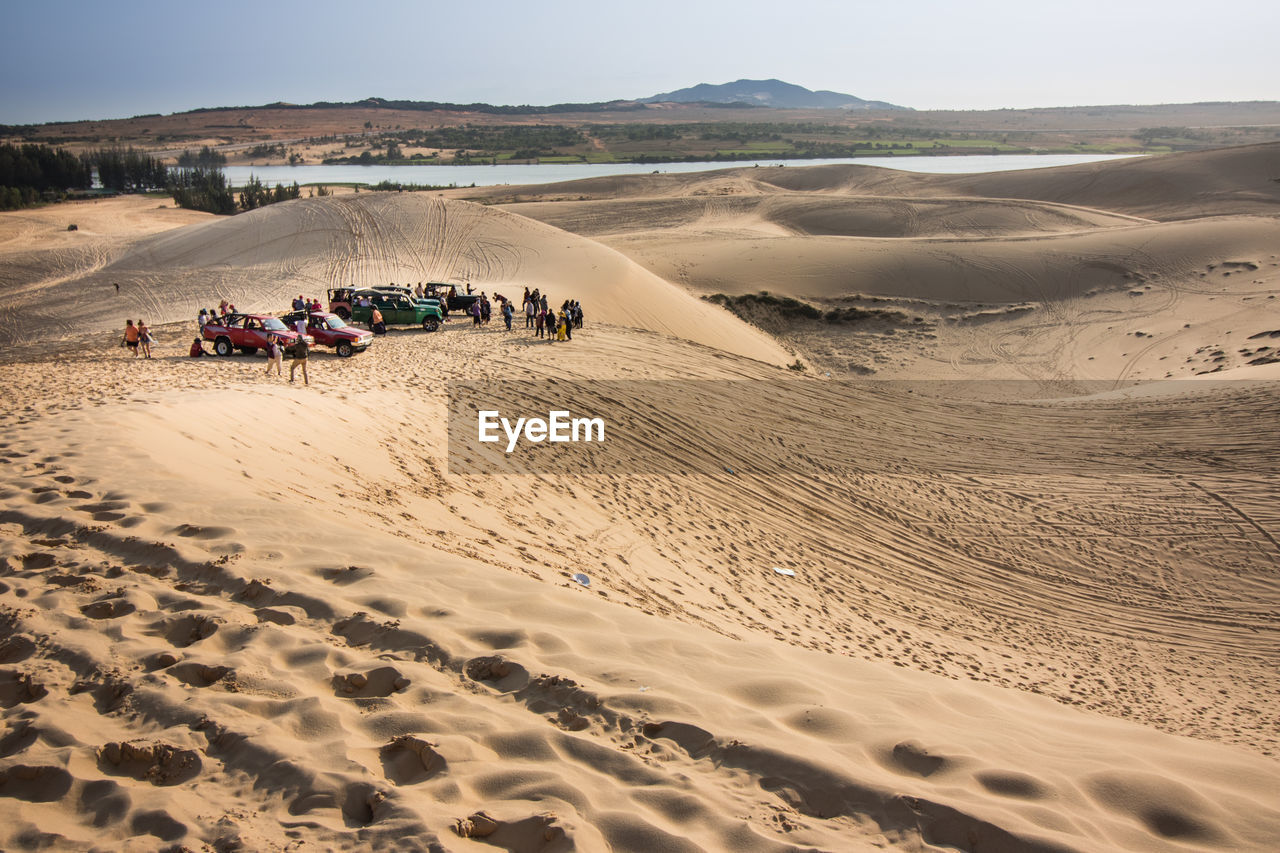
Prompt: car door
<box><xmin>242</xmin><ymin>319</ymin><xmax>270</xmax><ymax>349</ymax></box>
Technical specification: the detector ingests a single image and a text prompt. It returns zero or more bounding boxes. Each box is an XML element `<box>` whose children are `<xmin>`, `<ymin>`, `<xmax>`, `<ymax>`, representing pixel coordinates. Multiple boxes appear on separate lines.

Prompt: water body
<box><xmin>223</xmin><ymin>154</ymin><xmax>1139</xmax><ymax>189</ymax></box>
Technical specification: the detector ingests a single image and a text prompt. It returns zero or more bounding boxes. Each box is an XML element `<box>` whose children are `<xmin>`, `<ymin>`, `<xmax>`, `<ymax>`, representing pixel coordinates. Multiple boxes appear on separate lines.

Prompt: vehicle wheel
<box><xmin>336</xmin><ymin>341</ymin><xmax>353</xmax><ymax>357</ymax></box>
<box><xmin>214</xmin><ymin>337</ymin><xmax>232</xmax><ymax>356</ymax></box>
<box><xmin>335</xmin><ymin>307</ymin><xmax>351</xmax><ymax>320</ymax></box>
<box><xmin>422</xmin><ymin>318</ymin><xmax>439</xmax><ymax>332</ymax></box>
<box><xmin>238</xmin><ymin>346</ymin><xmax>258</xmax><ymax>356</ymax></box>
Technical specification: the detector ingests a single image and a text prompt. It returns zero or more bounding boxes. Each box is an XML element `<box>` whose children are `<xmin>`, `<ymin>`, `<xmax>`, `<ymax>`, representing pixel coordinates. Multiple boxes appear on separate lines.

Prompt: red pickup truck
<box><xmin>202</xmin><ymin>313</ymin><xmax>313</xmax><ymax>356</ymax></box>
<box><xmin>281</xmin><ymin>310</ymin><xmax>373</xmax><ymax>357</ymax></box>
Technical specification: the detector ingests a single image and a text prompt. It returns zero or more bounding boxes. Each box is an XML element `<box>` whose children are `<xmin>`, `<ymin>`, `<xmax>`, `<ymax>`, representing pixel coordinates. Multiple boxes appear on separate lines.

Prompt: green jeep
<box><xmin>345</xmin><ymin>288</ymin><xmax>443</xmax><ymax>332</ymax></box>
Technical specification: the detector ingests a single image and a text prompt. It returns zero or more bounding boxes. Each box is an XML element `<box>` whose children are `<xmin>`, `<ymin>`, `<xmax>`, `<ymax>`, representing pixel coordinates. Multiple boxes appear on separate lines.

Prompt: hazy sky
<box><xmin>3</xmin><ymin>0</ymin><xmax>1276</xmax><ymax>124</ymax></box>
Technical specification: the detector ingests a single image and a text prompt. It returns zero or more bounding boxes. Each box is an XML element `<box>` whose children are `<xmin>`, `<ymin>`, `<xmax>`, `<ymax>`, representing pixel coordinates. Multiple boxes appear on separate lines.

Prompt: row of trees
<box><xmin>88</xmin><ymin>146</ymin><xmax>169</xmax><ymax>192</ymax></box>
<box><xmin>0</xmin><ymin>143</ymin><xmax>91</xmax><ymax>208</ymax></box>
<box><xmin>0</xmin><ymin>141</ymin><xmax>306</xmax><ymax>215</ymax></box>
<box><xmin>176</xmin><ymin>146</ymin><xmax>227</xmax><ymax>168</ymax></box>
<box><xmin>237</xmin><ymin>176</ymin><xmax>300</xmax><ymax>211</ymax></box>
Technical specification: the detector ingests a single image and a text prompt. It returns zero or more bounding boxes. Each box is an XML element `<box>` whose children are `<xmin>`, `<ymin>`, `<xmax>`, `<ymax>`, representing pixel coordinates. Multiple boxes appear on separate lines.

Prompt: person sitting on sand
<box><xmin>189</xmin><ymin>337</ymin><xmax>206</xmax><ymax>357</ymax></box>
<box><xmin>124</xmin><ymin>320</ymin><xmax>140</xmax><ymax>357</ymax></box>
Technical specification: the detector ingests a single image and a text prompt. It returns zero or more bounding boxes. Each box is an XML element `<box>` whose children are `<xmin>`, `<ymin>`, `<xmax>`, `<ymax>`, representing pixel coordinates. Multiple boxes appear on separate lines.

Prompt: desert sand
<box><xmin>1</xmin><ymin>144</ymin><xmax>1279</xmax><ymax>851</ymax></box>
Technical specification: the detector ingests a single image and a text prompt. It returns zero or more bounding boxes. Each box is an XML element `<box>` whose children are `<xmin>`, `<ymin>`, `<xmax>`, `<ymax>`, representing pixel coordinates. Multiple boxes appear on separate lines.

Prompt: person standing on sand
<box><xmin>524</xmin><ymin>293</ymin><xmax>535</xmax><ymax>329</ymax></box>
<box><xmin>288</xmin><ymin>338</ymin><xmax>309</xmax><ymax>385</ymax></box>
<box><xmin>124</xmin><ymin>320</ymin><xmax>140</xmax><ymax>357</ymax></box>
<box><xmin>138</xmin><ymin>320</ymin><xmax>153</xmax><ymax>358</ymax></box>
<box><xmin>534</xmin><ymin>306</ymin><xmax>545</xmax><ymax>338</ymax></box>
<box><xmin>501</xmin><ymin>299</ymin><xmax>514</xmax><ymax>331</ymax></box>
<box><xmin>265</xmin><ymin>336</ymin><xmax>283</xmax><ymax>376</ymax></box>
<box><xmin>470</xmin><ymin>299</ymin><xmax>482</xmax><ymax>327</ymax></box>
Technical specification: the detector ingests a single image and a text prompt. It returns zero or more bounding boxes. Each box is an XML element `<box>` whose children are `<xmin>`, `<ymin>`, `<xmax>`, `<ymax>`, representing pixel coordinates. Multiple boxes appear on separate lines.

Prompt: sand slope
<box><xmin>2</xmin><ymin>339</ymin><xmax>1279</xmax><ymax>851</ymax></box>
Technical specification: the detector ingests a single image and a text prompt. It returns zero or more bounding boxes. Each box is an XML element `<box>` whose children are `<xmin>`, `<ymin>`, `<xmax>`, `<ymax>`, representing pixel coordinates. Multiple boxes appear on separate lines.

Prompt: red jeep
<box><xmin>202</xmin><ymin>313</ymin><xmax>313</xmax><ymax>356</ymax></box>
<box><xmin>281</xmin><ymin>310</ymin><xmax>373</xmax><ymax>357</ymax></box>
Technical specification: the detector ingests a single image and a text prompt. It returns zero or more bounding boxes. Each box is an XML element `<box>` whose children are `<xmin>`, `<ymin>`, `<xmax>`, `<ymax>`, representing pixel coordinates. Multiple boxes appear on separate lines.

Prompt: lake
<box><xmin>222</xmin><ymin>154</ymin><xmax>1140</xmax><ymax>189</ymax></box>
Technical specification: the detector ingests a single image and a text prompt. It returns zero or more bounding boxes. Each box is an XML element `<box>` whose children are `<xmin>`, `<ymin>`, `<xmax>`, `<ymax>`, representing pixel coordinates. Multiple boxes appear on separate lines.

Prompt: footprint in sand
<box><xmin>167</xmin><ymin>662</ymin><xmax>232</xmax><ymax>688</ymax></box>
<box><xmin>975</xmin><ymin>770</ymin><xmax>1048</xmax><ymax>800</ymax></box>
<box><xmin>20</xmin><ymin>552</ymin><xmax>58</xmax><ymax>570</ymax></box>
<box><xmin>153</xmin><ymin>614</ymin><xmax>221</xmax><ymax>648</ymax></box>
<box><xmin>883</xmin><ymin>740</ymin><xmax>949</xmax><ymax>777</ymax></box>
<box><xmin>452</xmin><ymin>810</ymin><xmax>567</xmax><ymax>846</ymax></box>
<box><xmin>320</xmin><ymin>565</ymin><xmax>375</xmax><ymax>585</ymax></box>
<box><xmin>379</xmin><ymin>735</ymin><xmax>447</xmax><ymax>785</ymax></box>
<box><xmin>96</xmin><ymin>741</ymin><xmax>202</xmax><ymax>786</ymax></box>
<box><xmin>78</xmin><ymin>778</ymin><xmax>131</xmax><ymax>827</ymax></box>
<box><xmin>0</xmin><ymin>670</ymin><xmax>50</xmax><ymax>708</ymax></box>
<box><xmin>0</xmin><ymin>764</ymin><xmax>73</xmax><ymax>802</ymax></box>
<box><xmin>332</xmin><ymin>665</ymin><xmax>410</xmax><ymax>698</ymax></box>
<box><xmin>464</xmin><ymin>655</ymin><xmax>531</xmax><ymax>693</ymax></box>
<box><xmin>80</xmin><ymin>594</ymin><xmax>136</xmax><ymax>619</ymax></box>
<box><xmin>0</xmin><ymin>636</ymin><xmax>36</xmax><ymax>664</ymax></box>
<box><xmin>169</xmin><ymin>523</ymin><xmax>235</xmax><ymax>540</ymax></box>
<box><xmin>0</xmin><ymin>719</ymin><xmax>39</xmax><ymax>758</ymax></box>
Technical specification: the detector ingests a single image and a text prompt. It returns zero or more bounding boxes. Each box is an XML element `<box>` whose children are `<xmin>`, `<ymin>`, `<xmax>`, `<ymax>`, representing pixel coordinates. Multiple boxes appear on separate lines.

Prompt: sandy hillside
<box><xmin>0</xmin><ymin>193</ymin><xmax>789</xmax><ymax>365</ymax></box>
<box><xmin>2</xmin><ymin>144</ymin><xmax>1280</xmax><ymax>851</ymax></box>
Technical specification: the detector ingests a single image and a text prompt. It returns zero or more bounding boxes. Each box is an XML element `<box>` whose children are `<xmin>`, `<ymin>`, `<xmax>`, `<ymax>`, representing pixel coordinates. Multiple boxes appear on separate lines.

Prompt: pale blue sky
<box><xmin>3</xmin><ymin>0</ymin><xmax>1276</xmax><ymax>124</ymax></box>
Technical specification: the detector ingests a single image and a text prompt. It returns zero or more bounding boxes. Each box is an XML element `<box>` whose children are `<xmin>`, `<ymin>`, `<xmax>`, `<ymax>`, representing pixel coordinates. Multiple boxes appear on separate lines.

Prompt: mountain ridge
<box><xmin>639</xmin><ymin>78</ymin><xmax>909</xmax><ymax>110</ymax></box>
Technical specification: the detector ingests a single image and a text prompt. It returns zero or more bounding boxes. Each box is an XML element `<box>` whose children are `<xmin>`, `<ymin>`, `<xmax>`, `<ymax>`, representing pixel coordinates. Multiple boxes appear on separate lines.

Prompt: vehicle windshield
<box><xmin>262</xmin><ymin>318</ymin><xmax>288</xmax><ymax>331</ymax></box>
<box><xmin>325</xmin><ymin>316</ymin><xmax>347</xmax><ymax>329</ymax></box>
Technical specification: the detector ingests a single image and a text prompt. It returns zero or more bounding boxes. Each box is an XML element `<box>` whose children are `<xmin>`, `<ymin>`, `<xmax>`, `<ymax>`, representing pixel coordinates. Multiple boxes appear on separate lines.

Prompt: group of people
<box><xmin>523</xmin><ymin>288</ymin><xmax>583</xmax><ymax>342</ymax></box>
<box><xmin>122</xmin><ymin>319</ymin><xmax>154</xmax><ymax>358</ymax></box>
<box><xmin>464</xmin><ymin>287</ymin><xmax>583</xmax><ymax>342</ymax></box>
<box><xmin>197</xmin><ymin>300</ymin><xmax>240</xmax><ymax>329</ymax></box>
<box><xmin>291</xmin><ymin>294</ymin><xmax>324</xmax><ymax>313</ymax></box>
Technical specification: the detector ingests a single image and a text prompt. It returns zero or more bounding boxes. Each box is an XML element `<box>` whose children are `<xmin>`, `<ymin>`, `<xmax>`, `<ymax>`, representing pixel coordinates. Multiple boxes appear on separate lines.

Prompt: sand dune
<box><xmin>506</xmin><ymin>193</ymin><xmax>1146</xmax><ymax>241</ymax></box>
<box><xmin>0</xmin><ymin>193</ymin><xmax>790</xmax><ymax>364</ymax></box>
<box><xmin>2</xmin><ymin>142</ymin><xmax>1280</xmax><ymax>850</ymax></box>
<box><xmin>462</xmin><ymin>141</ymin><xmax>1280</xmax><ymax>222</ymax></box>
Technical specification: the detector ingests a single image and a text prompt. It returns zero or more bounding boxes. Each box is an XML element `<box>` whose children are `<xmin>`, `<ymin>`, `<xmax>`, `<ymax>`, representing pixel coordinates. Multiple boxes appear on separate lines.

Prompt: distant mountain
<box><xmin>640</xmin><ymin>79</ymin><xmax>909</xmax><ymax>111</ymax></box>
